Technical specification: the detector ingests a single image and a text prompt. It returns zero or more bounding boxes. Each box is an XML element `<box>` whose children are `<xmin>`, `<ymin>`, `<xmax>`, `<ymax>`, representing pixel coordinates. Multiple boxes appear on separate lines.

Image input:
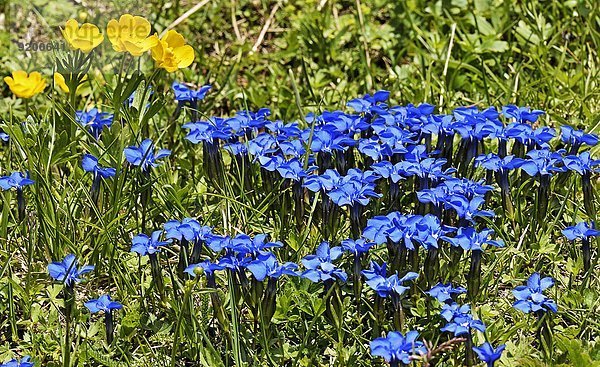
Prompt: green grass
<box><xmin>0</xmin><ymin>0</ymin><xmax>600</xmax><ymax>366</ymax></box>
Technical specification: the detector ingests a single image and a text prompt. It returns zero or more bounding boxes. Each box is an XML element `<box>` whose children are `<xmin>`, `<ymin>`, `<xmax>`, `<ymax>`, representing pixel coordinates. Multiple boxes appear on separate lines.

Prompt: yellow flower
<box><xmin>54</xmin><ymin>72</ymin><xmax>87</xmax><ymax>93</ymax></box>
<box><xmin>106</xmin><ymin>14</ymin><xmax>158</xmax><ymax>56</ymax></box>
<box><xmin>4</xmin><ymin>70</ymin><xmax>46</xmax><ymax>99</ymax></box>
<box><xmin>61</xmin><ymin>19</ymin><xmax>104</xmax><ymax>53</ymax></box>
<box><xmin>151</xmin><ymin>30</ymin><xmax>195</xmax><ymax>72</ymax></box>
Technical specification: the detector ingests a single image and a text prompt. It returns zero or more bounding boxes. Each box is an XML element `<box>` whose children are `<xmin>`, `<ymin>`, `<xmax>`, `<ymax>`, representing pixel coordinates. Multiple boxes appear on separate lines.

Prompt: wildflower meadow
<box><xmin>1</xmin><ymin>1</ymin><xmax>600</xmax><ymax>366</ymax></box>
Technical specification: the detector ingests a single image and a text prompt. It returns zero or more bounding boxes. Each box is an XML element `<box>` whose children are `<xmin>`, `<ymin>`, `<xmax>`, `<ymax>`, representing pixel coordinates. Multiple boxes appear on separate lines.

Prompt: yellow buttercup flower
<box><xmin>106</xmin><ymin>14</ymin><xmax>158</xmax><ymax>56</ymax></box>
<box><xmin>151</xmin><ymin>30</ymin><xmax>195</xmax><ymax>72</ymax></box>
<box><xmin>54</xmin><ymin>72</ymin><xmax>87</xmax><ymax>93</ymax></box>
<box><xmin>61</xmin><ymin>19</ymin><xmax>104</xmax><ymax>53</ymax></box>
<box><xmin>4</xmin><ymin>70</ymin><xmax>46</xmax><ymax>99</ymax></box>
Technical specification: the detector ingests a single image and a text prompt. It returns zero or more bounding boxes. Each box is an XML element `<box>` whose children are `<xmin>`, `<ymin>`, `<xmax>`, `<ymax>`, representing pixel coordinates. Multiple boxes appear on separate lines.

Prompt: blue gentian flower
<box><xmin>370</xmin><ymin>330</ymin><xmax>426</xmax><ymax>365</ymax></box>
<box><xmin>246</xmin><ymin>253</ymin><xmax>298</xmax><ymax>281</ymax></box>
<box><xmin>516</xmin><ymin>148</ymin><xmax>565</xmax><ymax>177</ymax></box>
<box><xmin>172</xmin><ymin>82</ymin><xmax>211</xmax><ymax>101</ymax></box>
<box><xmin>163</xmin><ymin>218</ymin><xmax>209</xmax><ymax>242</ymax></box>
<box><xmin>365</xmin><ymin>271</ymin><xmax>418</xmax><ymax>298</ymax></box>
<box><xmin>560</xmin><ymin>125</ymin><xmax>599</xmax><ymax>153</ymax></box>
<box><xmin>562</xmin><ymin>222</ymin><xmax>600</xmax><ymax>241</ymax></box>
<box><xmin>347</xmin><ymin>90</ymin><xmax>390</xmax><ymax>113</ymax></box>
<box><xmin>218</xmin><ymin>251</ymin><xmax>252</xmax><ymax>272</ymax></box>
<box><xmin>76</xmin><ymin>108</ymin><xmax>113</xmax><ymax>139</ymax></box>
<box><xmin>327</xmin><ymin>178</ymin><xmax>381</xmax><ymax>207</ymax></box>
<box><xmin>48</xmin><ymin>254</ymin><xmax>94</xmax><ymax>286</ymax></box>
<box><xmin>279</xmin><ymin>139</ymin><xmax>306</xmax><ymax>157</ymax></box>
<box><xmin>185</xmin><ymin>260</ymin><xmax>225</xmax><ymax>278</ymax></box>
<box><xmin>440</xmin><ymin>303</ymin><xmax>486</xmax><ymax>336</ymax></box>
<box><xmin>276</xmin><ymin>158</ymin><xmax>310</xmax><ymax>181</ymax></box>
<box><xmin>427</xmin><ymin>283</ymin><xmax>467</xmax><ymax>303</ymax></box>
<box><xmin>358</xmin><ymin>138</ymin><xmax>394</xmax><ymax>161</ymax></box>
<box><xmin>0</xmin><ymin>356</ymin><xmax>34</xmax><ymax>367</ymax></box>
<box><xmin>224</xmin><ymin>142</ymin><xmax>248</xmax><ymax>156</ymax></box>
<box><xmin>563</xmin><ymin>152</ymin><xmax>600</xmax><ymax>175</ymax></box>
<box><xmin>124</xmin><ymin>139</ymin><xmax>171</xmax><ymax>171</ymax></box>
<box><xmin>0</xmin><ymin>131</ymin><xmax>9</xmax><ymax>142</ymax></box>
<box><xmin>371</xmin><ymin>160</ymin><xmax>411</xmax><ymax>183</ymax></box>
<box><xmin>363</xmin><ymin>215</ymin><xmax>393</xmax><ymax>244</ymax></box>
<box><xmin>341</xmin><ymin>238</ymin><xmax>375</xmax><ymax>255</ymax></box>
<box><xmin>474</xmin><ymin>153</ymin><xmax>522</xmax><ymax>173</ymax></box>
<box><xmin>502</xmin><ymin>105</ymin><xmax>544</xmax><ymax>123</ymax></box>
<box><xmin>258</xmin><ymin>154</ymin><xmax>285</xmax><ymax>172</ymax></box>
<box><xmin>441</xmin><ymin>227</ymin><xmax>504</xmax><ymax>251</ymax></box>
<box><xmin>414</xmin><ymin>214</ymin><xmax>454</xmax><ymax>250</ymax></box>
<box><xmin>85</xmin><ymin>295</ymin><xmax>123</xmax><ymax>313</ymax></box>
<box><xmin>473</xmin><ymin>342</ymin><xmax>505</xmax><ymax>367</ymax></box>
<box><xmin>265</xmin><ymin>120</ymin><xmax>302</xmax><ymax>139</ymax></box>
<box><xmin>301</xmin><ymin>242</ymin><xmax>347</xmax><ymax>283</ymax></box>
<box><xmin>183</xmin><ymin>119</ymin><xmax>232</xmax><ymax>144</ymax></box>
<box><xmin>512</xmin><ymin>273</ymin><xmax>558</xmax><ymax>313</ymax></box>
<box><xmin>0</xmin><ymin>172</ymin><xmax>34</xmax><ymax>190</ymax></box>
<box><xmin>82</xmin><ymin>154</ymin><xmax>116</xmax><ymax>179</ymax></box>
<box><xmin>230</xmin><ymin>233</ymin><xmax>283</xmax><ymax>256</ymax></box>
<box><xmin>445</xmin><ymin>196</ymin><xmax>495</xmax><ymax>222</ymax></box>
<box><xmin>130</xmin><ymin>231</ymin><xmax>171</xmax><ymax>256</ymax></box>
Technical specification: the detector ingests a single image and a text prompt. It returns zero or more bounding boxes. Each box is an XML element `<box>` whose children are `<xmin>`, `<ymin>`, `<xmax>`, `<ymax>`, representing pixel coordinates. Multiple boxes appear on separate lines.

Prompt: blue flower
<box><xmin>76</xmin><ymin>108</ymin><xmax>113</xmax><ymax>139</ymax></box>
<box><xmin>327</xmin><ymin>179</ymin><xmax>381</xmax><ymax>207</ymax></box>
<box><xmin>130</xmin><ymin>231</ymin><xmax>171</xmax><ymax>256</ymax></box>
<box><xmin>445</xmin><ymin>195</ymin><xmax>495</xmax><ymax>222</ymax></box>
<box><xmin>441</xmin><ymin>227</ymin><xmax>504</xmax><ymax>251</ymax></box>
<box><xmin>279</xmin><ymin>139</ymin><xmax>306</xmax><ymax>157</ymax></box>
<box><xmin>230</xmin><ymin>233</ymin><xmax>283</xmax><ymax>256</ymax></box>
<box><xmin>0</xmin><ymin>356</ymin><xmax>34</xmax><ymax>367</ymax></box>
<box><xmin>358</xmin><ymin>138</ymin><xmax>394</xmax><ymax>161</ymax></box>
<box><xmin>347</xmin><ymin>90</ymin><xmax>390</xmax><ymax>113</ymax></box>
<box><xmin>124</xmin><ymin>139</ymin><xmax>171</xmax><ymax>171</ymax></box>
<box><xmin>414</xmin><ymin>214</ymin><xmax>454</xmax><ymax>250</ymax></box>
<box><xmin>440</xmin><ymin>303</ymin><xmax>486</xmax><ymax>336</ymax></box>
<box><xmin>224</xmin><ymin>142</ymin><xmax>248</xmax><ymax>156</ymax></box>
<box><xmin>563</xmin><ymin>152</ymin><xmax>600</xmax><ymax>175</ymax></box>
<box><xmin>276</xmin><ymin>158</ymin><xmax>311</xmax><ymax>181</ymax></box>
<box><xmin>183</xmin><ymin>119</ymin><xmax>232</xmax><ymax>144</ymax></box>
<box><xmin>370</xmin><ymin>330</ymin><xmax>426</xmax><ymax>365</ymax></box>
<box><xmin>48</xmin><ymin>254</ymin><xmax>94</xmax><ymax>286</ymax></box>
<box><xmin>562</xmin><ymin>222</ymin><xmax>600</xmax><ymax>241</ymax></box>
<box><xmin>0</xmin><ymin>131</ymin><xmax>9</xmax><ymax>142</ymax></box>
<box><xmin>265</xmin><ymin>120</ymin><xmax>302</xmax><ymax>139</ymax></box>
<box><xmin>0</xmin><ymin>172</ymin><xmax>34</xmax><ymax>190</ymax></box>
<box><xmin>371</xmin><ymin>161</ymin><xmax>411</xmax><ymax>183</ymax></box>
<box><xmin>363</xmin><ymin>215</ymin><xmax>393</xmax><ymax>244</ymax></box>
<box><xmin>387</xmin><ymin>214</ymin><xmax>423</xmax><ymax>250</ymax></box>
<box><xmin>361</xmin><ymin>261</ymin><xmax>388</xmax><ymax>281</ymax></box>
<box><xmin>502</xmin><ymin>105</ymin><xmax>544</xmax><ymax>123</ymax></box>
<box><xmin>301</xmin><ymin>242</ymin><xmax>347</xmax><ymax>283</ymax></box>
<box><xmin>560</xmin><ymin>125</ymin><xmax>598</xmax><ymax>148</ymax></box>
<box><xmin>85</xmin><ymin>295</ymin><xmax>123</xmax><ymax>313</ymax></box>
<box><xmin>474</xmin><ymin>153</ymin><xmax>522</xmax><ymax>173</ymax></box>
<box><xmin>473</xmin><ymin>342</ymin><xmax>505</xmax><ymax>367</ymax></box>
<box><xmin>516</xmin><ymin>149</ymin><xmax>565</xmax><ymax>177</ymax></box>
<box><xmin>172</xmin><ymin>82</ymin><xmax>211</xmax><ymax>101</ymax></box>
<box><xmin>427</xmin><ymin>283</ymin><xmax>467</xmax><ymax>303</ymax></box>
<box><xmin>304</xmin><ymin>128</ymin><xmax>355</xmax><ymax>153</ymax></box>
<box><xmin>365</xmin><ymin>271</ymin><xmax>418</xmax><ymax>298</ymax></box>
<box><xmin>512</xmin><ymin>273</ymin><xmax>557</xmax><ymax>313</ymax></box>
<box><xmin>218</xmin><ymin>251</ymin><xmax>252</xmax><ymax>272</ymax></box>
<box><xmin>185</xmin><ymin>260</ymin><xmax>224</xmax><ymax>277</ymax></box>
<box><xmin>341</xmin><ymin>238</ymin><xmax>375</xmax><ymax>255</ymax></box>
<box><xmin>246</xmin><ymin>253</ymin><xmax>298</xmax><ymax>281</ymax></box>
<box><xmin>82</xmin><ymin>154</ymin><xmax>116</xmax><ymax>179</ymax></box>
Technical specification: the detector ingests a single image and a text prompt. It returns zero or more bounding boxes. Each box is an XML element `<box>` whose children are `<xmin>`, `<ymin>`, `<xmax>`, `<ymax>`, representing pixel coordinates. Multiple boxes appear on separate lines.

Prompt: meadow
<box><xmin>1</xmin><ymin>0</ymin><xmax>600</xmax><ymax>366</ymax></box>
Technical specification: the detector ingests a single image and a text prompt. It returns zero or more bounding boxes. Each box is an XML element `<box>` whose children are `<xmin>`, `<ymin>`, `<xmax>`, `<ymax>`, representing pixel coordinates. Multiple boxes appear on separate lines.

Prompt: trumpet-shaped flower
<box><xmin>560</xmin><ymin>125</ymin><xmax>598</xmax><ymax>148</ymax></box>
<box><xmin>76</xmin><ymin>108</ymin><xmax>113</xmax><ymax>139</ymax></box>
<box><xmin>172</xmin><ymin>82</ymin><xmax>211</xmax><ymax>101</ymax></box>
<box><xmin>361</xmin><ymin>261</ymin><xmax>387</xmax><ymax>281</ymax></box>
<box><xmin>365</xmin><ymin>271</ymin><xmax>418</xmax><ymax>298</ymax></box>
<box><xmin>85</xmin><ymin>295</ymin><xmax>123</xmax><ymax>313</ymax></box>
<box><xmin>512</xmin><ymin>273</ymin><xmax>557</xmax><ymax>313</ymax></box>
<box><xmin>427</xmin><ymin>283</ymin><xmax>467</xmax><ymax>303</ymax></box>
<box><xmin>301</xmin><ymin>241</ymin><xmax>347</xmax><ymax>282</ymax></box>
<box><xmin>563</xmin><ymin>152</ymin><xmax>600</xmax><ymax>175</ymax></box>
<box><xmin>341</xmin><ymin>238</ymin><xmax>375</xmax><ymax>255</ymax></box>
<box><xmin>473</xmin><ymin>342</ymin><xmax>505</xmax><ymax>367</ymax></box>
<box><xmin>502</xmin><ymin>105</ymin><xmax>544</xmax><ymax>123</ymax></box>
<box><xmin>230</xmin><ymin>233</ymin><xmax>283</xmax><ymax>256</ymax></box>
<box><xmin>124</xmin><ymin>139</ymin><xmax>171</xmax><ymax>171</ymax></box>
<box><xmin>370</xmin><ymin>330</ymin><xmax>426</xmax><ymax>365</ymax></box>
<box><xmin>246</xmin><ymin>253</ymin><xmax>298</xmax><ymax>281</ymax></box>
<box><xmin>4</xmin><ymin>70</ymin><xmax>46</xmax><ymax>98</ymax></box>
<box><xmin>185</xmin><ymin>260</ymin><xmax>225</xmax><ymax>278</ymax></box>
<box><xmin>0</xmin><ymin>356</ymin><xmax>34</xmax><ymax>367</ymax></box>
<box><xmin>517</xmin><ymin>149</ymin><xmax>565</xmax><ymax>177</ymax></box>
<box><xmin>445</xmin><ymin>195</ymin><xmax>494</xmax><ymax>222</ymax></box>
<box><xmin>61</xmin><ymin>19</ymin><xmax>104</xmax><ymax>53</ymax></box>
<box><xmin>130</xmin><ymin>231</ymin><xmax>171</xmax><ymax>256</ymax></box>
<box><xmin>151</xmin><ymin>30</ymin><xmax>195</xmax><ymax>72</ymax></box>
<box><xmin>562</xmin><ymin>222</ymin><xmax>600</xmax><ymax>241</ymax></box>
<box><xmin>440</xmin><ymin>303</ymin><xmax>486</xmax><ymax>336</ymax></box>
<box><xmin>441</xmin><ymin>227</ymin><xmax>504</xmax><ymax>251</ymax></box>
<box><xmin>106</xmin><ymin>14</ymin><xmax>158</xmax><ymax>56</ymax></box>
<box><xmin>82</xmin><ymin>154</ymin><xmax>116</xmax><ymax>179</ymax></box>
<box><xmin>48</xmin><ymin>254</ymin><xmax>94</xmax><ymax>286</ymax></box>
<box><xmin>0</xmin><ymin>172</ymin><xmax>34</xmax><ymax>190</ymax></box>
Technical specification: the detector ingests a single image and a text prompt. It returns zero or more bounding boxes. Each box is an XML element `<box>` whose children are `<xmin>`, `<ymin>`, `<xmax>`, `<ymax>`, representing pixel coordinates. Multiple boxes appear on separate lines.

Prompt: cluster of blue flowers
<box><xmin>5</xmin><ymin>83</ymin><xmax>599</xmax><ymax>366</ymax></box>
